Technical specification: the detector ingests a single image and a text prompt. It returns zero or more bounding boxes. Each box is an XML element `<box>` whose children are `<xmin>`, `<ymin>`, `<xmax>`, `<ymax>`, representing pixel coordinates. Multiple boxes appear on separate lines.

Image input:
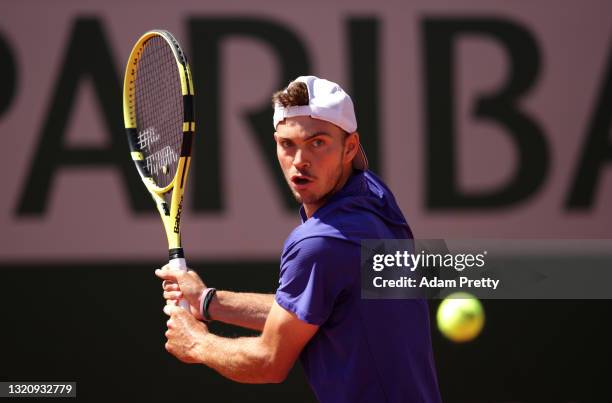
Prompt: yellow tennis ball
<box><xmin>437</xmin><ymin>292</ymin><xmax>485</xmax><ymax>343</ymax></box>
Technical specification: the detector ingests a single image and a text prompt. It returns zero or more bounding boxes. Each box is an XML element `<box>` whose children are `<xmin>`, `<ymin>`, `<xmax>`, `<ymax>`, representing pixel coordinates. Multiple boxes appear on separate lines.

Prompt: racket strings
<box><xmin>134</xmin><ymin>36</ymin><xmax>184</xmax><ymax>188</ymax></box>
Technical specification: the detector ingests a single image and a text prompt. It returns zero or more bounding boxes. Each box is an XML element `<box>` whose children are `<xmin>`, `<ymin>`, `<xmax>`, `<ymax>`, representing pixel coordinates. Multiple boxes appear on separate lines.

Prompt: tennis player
<box><xmin>156</xmin><ymin>76</ymin><xmax>442</xmax><ymax>402</ymax></box>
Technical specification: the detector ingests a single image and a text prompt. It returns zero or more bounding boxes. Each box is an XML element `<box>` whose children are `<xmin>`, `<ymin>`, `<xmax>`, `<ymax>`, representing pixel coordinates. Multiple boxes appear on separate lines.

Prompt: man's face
<box><xmin>274</xmin><ymin>116</ymin><xmax>349</xmax><ymax>206</ymax></box>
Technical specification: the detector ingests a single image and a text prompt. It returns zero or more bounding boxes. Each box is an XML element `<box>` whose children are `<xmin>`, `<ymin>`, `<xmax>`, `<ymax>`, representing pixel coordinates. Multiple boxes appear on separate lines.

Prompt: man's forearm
<box><xmin>208</xmin><ymin>291</ymin><xmax>274</xmax><ymax>331</ymax></box>
<box><xmin>196</xmin><ymin>333</ymin><xmax>285</xmax><ymax>384</ymax></box>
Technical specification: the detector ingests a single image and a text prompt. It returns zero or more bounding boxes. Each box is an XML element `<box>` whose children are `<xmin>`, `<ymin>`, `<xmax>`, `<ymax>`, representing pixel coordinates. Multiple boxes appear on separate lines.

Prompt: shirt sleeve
<box><xmin>275</xmin><ymin>236</ymin><xmax>355</xmax><ymax>325</ymax></box>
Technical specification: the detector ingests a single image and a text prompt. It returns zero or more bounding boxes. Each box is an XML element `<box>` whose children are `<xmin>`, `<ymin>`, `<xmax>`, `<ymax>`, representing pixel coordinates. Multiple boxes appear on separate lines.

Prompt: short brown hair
<box><xmin>272</xmin><ymin>81</ymin><xmax>309</xmax><ymax>108</ymax></box>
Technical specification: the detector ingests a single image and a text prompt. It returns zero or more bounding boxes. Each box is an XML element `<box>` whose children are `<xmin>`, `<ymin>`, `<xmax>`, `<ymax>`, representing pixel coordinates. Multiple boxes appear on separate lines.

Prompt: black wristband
<box><xmin>202</xmin><ymin>288</ymin><xmax>217</xmax><ymax>322</ymax></box>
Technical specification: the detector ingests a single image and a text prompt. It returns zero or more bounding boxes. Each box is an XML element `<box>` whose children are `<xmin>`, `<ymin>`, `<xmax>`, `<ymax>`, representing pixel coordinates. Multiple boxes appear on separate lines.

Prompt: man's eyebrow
<box><xmin>304</xmin><ymin>132</ymin><xmax>332</xmax><ymax>140</ymax></box>
<box><xmin>276</xmin><ymin>132</ymin><xmax>332</xmax><ymax>142</ymax></box>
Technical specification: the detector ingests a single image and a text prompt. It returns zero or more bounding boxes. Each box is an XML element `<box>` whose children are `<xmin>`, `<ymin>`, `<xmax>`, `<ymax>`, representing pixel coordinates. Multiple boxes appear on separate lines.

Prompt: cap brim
<box><xmin>352</xmin><ymin>144</ymin><xmax>368</xmax><ymax>171</ymax></box>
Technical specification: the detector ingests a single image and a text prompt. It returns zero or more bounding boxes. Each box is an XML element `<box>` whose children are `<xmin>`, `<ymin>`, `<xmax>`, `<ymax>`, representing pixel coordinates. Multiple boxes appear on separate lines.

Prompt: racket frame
<box><xmin>122</xmin><ymin>30</ymin><xmax>195</xmax><ymax>262</ymax></box>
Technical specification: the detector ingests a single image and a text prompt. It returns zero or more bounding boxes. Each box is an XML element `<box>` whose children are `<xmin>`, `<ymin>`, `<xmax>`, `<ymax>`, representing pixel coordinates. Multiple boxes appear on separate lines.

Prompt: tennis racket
<box><xmin>122</xmin><ymin>30</ymin><xmax>195</xmax><ymax>310</ymax></box>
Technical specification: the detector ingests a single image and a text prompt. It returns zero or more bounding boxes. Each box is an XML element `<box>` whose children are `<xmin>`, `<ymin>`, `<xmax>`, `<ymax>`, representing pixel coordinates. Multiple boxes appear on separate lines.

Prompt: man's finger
<box><xmin>162</xmin><ymin>281</ymin><xmax>179</xmax><ymax>291</ymax></box>
<box><xmin>165</xmin><ymin>283</ymin><xmax>180</xmax><ymax>292</ymax></box>
<box><xmin>155</xmin><ymin>268</ymin><xmax>185</xmax><ymax>281</ymax></box>
<box><xmin>155</xmin><ymin>269</ymin><xmax>177</xmax><ymax>281</ymax></box>
<box><xmin>163</xmin><ymin>291</ymin><xmax>183</xmax><ymax>300</ymax></box>
<box><xmin>163</xmin><ymin>304</ymin><xmax>178</xmax><ymax>316</ymax></box>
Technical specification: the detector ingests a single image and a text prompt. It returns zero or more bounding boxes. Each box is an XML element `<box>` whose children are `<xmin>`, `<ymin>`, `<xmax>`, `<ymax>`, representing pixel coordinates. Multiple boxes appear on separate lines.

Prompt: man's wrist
<box><xmin>192</xmin><ymin>331</ymin><xmax>212</xmax><ymax>365</ymax></box>
<box><xmin>199</xmin><ymin>288</ymin><xmax>217</xmax><ymax>322</ymax></box>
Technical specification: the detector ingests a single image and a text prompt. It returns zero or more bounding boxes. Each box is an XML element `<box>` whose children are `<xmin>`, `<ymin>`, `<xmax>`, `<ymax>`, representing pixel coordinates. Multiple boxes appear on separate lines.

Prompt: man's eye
<box><xmin>280</xmin><ymin>140</ymin><xmax>292</xmax><ymax>148</ymax></box>
<box><xmin>312</xmin><ymin>139</ymin><xmax>324</xmax><ymax>148</ymax></box>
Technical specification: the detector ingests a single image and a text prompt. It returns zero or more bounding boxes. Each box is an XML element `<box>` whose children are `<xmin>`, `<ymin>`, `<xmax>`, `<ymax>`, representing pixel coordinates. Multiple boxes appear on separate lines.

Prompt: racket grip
<box><xmin>168</xmin><ymin>257</ymin><xmax>191</xmax><ymax>311</ymax></box>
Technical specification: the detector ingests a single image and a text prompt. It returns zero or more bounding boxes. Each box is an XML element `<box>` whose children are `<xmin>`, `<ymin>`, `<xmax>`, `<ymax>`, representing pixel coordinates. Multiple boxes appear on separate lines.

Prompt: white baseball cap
<box><xmin>273</xmin><ymin>75</ymin><xmax>369</xmax><ymax>170</ymax></box>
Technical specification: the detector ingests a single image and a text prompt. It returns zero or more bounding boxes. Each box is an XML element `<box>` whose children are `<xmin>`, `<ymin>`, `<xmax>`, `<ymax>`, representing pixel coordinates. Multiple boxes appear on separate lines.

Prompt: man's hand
<box><xmin>156</xmin><ymin>265</ymin><xmax>207</xmax><ymax>319</ymax></box>
<box><xmin>163</xmin><ymin>304</ymin><xmax>209</xmax><ymax>364</ymax></box>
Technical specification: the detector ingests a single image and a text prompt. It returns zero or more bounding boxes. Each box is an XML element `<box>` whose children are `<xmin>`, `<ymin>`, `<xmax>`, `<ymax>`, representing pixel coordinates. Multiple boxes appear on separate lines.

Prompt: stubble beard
<box><xmin>290</xmin><ymin>160</ymin><xmax>344</xmax><ymax>206</ymax></box>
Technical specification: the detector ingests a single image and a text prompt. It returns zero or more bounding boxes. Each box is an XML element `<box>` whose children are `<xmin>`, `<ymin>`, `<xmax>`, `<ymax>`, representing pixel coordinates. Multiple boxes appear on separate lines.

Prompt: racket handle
<box><xmin>168</xmin><ymin>257</ymin><xmax>191</xmax><ymax>311</ymax></box>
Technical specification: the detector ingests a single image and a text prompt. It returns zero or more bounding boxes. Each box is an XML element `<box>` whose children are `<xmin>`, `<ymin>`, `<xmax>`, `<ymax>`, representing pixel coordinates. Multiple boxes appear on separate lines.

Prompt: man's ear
<box><xmin>344</xmin><ymin>131</ymin><xmax>360</xmax><ymax>162</ymax></box>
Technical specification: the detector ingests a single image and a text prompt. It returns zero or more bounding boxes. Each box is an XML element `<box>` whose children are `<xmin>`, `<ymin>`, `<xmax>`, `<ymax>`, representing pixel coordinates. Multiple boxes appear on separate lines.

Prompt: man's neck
<box><xmin>302</xmin><ymin>203</ymin><xmax>321</xmax><ymax>219</ymax></box>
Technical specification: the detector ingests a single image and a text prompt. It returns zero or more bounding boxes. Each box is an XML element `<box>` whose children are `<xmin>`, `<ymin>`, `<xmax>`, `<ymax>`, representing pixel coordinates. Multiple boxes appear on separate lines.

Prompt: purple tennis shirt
<box><xmin>275</xmin><ymin>170</ymin><xmax>441</xmax><ymax>403</ymax></box>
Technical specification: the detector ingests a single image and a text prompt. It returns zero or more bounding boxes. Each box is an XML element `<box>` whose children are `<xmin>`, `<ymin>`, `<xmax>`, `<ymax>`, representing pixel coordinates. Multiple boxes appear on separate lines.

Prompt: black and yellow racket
<box><xmin>123</xmin><ymin>30</ymin><xmax>195</xmax><ymax>309</ymax></box>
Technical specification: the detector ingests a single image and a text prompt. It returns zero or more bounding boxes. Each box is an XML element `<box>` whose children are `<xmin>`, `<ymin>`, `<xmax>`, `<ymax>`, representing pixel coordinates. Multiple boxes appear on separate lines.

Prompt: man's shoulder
<box><xmin>282</xmin><ymin>228</ymin><xmax>356</xmax><ymax>258</ymax></box>
<box><xmin>283</xmin><ymin>208</ymin><xmax>372</xmax><ymax>253</ymax></box>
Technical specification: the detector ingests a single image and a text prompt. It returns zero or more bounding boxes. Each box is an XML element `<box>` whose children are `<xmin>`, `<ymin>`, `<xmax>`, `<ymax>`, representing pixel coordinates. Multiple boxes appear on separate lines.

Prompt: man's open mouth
<box><xmin>291</xmin><ymin>175</ymin><xmax>313</xmax><ymax>186</ymax></box>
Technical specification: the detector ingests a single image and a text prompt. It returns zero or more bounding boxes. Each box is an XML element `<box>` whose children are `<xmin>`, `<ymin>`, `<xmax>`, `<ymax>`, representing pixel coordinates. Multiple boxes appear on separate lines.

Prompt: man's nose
<box><xmin>293</xmin><ymin>148</ymin><xmax>310</xmax><ymax>169</ymax></box>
